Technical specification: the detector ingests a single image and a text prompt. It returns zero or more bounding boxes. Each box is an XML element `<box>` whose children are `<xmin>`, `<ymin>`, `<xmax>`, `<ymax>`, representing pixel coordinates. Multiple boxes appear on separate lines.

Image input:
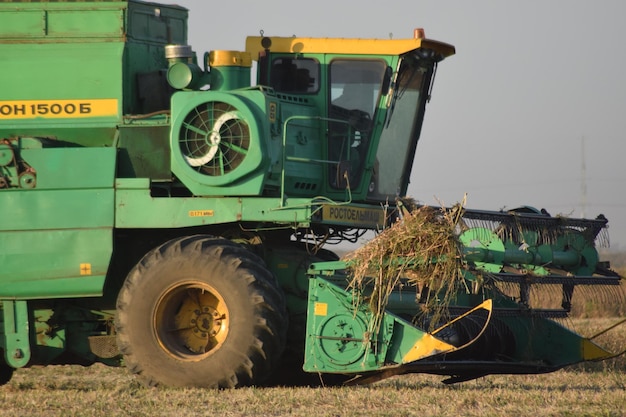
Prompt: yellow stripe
<box><xmin>402</xmin><ymin>333</ymin><xmax>456</xmax><ymax>363</ymax></box>
<box><xmin>245</xmin><ymin>36</ymin><xmax>455</xmax><ymax>59</ymax></box>
<box><xmin>0</xmin><ymin>99</ymin><xmax>118</xmax><ymax>120</ymax></box>
<box><xmin>582</xmin><ymin>338</ymin><xmax>613</xmax><ymax>361</ymax></box>
<box><xmin>210</xmin><ymin>50</ymin><xmax>252</xmax><ymax>67</ymax></box>
<box><xmin>403</xmin><ymin>300</ymin><xmax>494</xmax><ymax>363</ymax></box>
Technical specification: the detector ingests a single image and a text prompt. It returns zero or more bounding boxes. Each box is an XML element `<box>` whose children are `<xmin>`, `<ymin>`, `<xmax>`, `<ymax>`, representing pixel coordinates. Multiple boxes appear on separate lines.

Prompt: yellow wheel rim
<box><xmin>153</xmin><ymin>281</ymin><xmax>230</xmax><ymax>360</ymax></box>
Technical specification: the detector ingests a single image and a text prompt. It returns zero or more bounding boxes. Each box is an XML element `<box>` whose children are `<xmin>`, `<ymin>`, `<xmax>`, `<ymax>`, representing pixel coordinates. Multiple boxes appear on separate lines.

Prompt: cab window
<box><xmin>270</xmin><ymin>57</ymin><xmax>319</xmax><ymax>93</ymax></box>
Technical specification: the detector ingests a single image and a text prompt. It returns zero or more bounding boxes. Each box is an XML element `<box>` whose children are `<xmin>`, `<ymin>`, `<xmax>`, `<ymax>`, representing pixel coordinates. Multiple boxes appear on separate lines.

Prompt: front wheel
<box><xmin>115</xmin><ymin>235</ymin><xmax>287</xmax><ymax>388</ymax></box>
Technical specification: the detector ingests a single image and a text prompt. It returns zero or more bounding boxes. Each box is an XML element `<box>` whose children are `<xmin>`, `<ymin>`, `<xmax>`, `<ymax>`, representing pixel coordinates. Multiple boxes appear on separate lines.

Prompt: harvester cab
<box><xmin>165</xmin><ymin>32</ymin><xmax>454</xmax><ymax>207</ymax></box>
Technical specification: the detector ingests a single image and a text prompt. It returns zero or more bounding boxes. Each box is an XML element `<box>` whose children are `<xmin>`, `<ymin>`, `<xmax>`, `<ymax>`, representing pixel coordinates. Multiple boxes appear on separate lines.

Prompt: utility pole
<box><xmin>581</xmin><ymin>136</ymin><xmax>587</xmax><ymax>219</ymax></box>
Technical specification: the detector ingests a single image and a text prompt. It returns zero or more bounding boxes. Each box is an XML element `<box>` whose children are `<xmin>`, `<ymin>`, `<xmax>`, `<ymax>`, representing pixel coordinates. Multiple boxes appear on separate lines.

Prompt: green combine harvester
<box><xmin>0</xmin><ymin>0</ymin><xmax>623</xmax><ymax>388</ymax></box>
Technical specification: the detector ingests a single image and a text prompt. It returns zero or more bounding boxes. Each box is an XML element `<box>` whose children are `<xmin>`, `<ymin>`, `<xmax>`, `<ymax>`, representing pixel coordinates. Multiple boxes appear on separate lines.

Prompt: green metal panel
<box><xmin>304</xmin><ymin>276</ymin><xmax>370</xmax><ymax>372</ymax></box>
<box><xmin>304</xmin><ymin>276</ymin><xmax>449</xmax><ymax>374</ymax></box>
<box><xmin>498</xmin><ymin>316</ymin><xmax>591</xmax><ymax>366</ymax></box>
<box><xmin>20</xmin><ymin>147</ymin><xmax>117</xmax><ymax>190</ymax></box>
<box><xmin>0</xmin><ymin>188</ymin><xmax>114</xmax><ymax>230</ymax></box>
<box><xmin>47</xmin><ymin>9</ymin><xmax>124</xmax><ymax>38</ymax></box>
<box><xmin>0</xmin><ymin>228</ymin><xmax>110</xmax><ymax>298</ymax></box>
<box><xmin>0</xmin><ymin>275</ymin><xmax>107</xmax><ymax>300</ymax></box>
<box><xmin>0</xmin><ymin>2</ymin><xmax>125</xmax><ymax>39</ymax></box>
<box><xmin>280</xmin><ymin>112</ymin><xmax>326</xmax><ymax>198</ymax></box>
<box><xmin>0</xmin><ymin>10</ymin><xmax>42</xmax><ymax>38</ymax></box>
<box><xmin>0</xmin><ymin>147</ymin><xmax>116</xmax><ymax>228</ymax></box>
<box><xmin>126</xmin><ymin>2</ymin><xmax>187</xmax><ymax>43</ymax></box>
<box><xmin>0</xmin><ymin>147</ymin><xmax>115</xmax><ymax>299</ymax></box>
<box><xmin>0</xmin><ymin>42</ymin><xmax>123</xmax><ymax>102</ymax></box>
<box><xmin>115</xmin><ymin>179</ymin><xmax>314</xmax><ymax>228</ymax></box>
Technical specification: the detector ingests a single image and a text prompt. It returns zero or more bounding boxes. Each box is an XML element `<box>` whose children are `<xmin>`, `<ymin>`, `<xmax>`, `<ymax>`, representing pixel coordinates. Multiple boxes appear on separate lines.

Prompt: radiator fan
<box><xmin>179</xmin><ymin>101</ymin><xmax>250</xmax><ymax>176</ymax></box>
<box><xmin>171</xmin><ymin>94</ymin><xmax>265</xmax><ymax>196</ymax></box>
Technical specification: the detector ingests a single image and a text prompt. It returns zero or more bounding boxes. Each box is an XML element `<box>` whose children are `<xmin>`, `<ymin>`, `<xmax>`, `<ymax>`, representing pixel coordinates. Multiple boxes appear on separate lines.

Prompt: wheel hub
<box><xmin>154</xmin><ymin>281</ymin><xmax>230</xmax><ymax>360</ymax></box>
<box><xmin>190</xmin><ymin>308</ymin><xmax>224</xmax><ymax>338</ymax></box>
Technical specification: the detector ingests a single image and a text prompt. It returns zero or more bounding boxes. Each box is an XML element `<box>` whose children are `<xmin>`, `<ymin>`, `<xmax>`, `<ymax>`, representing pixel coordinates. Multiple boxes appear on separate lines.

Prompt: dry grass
<box><xmin>1</xmin><ymin>320</ymin><xmax>623</xmax><ymax>417</ymax></box>
<box><xmin>345</xmin><ymin>203</ymin><xmax>465</xmax><ymax>332</ymax></box>
<box><xmin>1</xmin><ymin>345</ymin><xmax>625</xmax><ymax>417</ymax></box>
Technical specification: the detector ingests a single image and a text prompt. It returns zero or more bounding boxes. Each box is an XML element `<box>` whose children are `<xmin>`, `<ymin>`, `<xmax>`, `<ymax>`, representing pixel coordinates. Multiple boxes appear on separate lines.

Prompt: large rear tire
<box><xmin>115</xmin><ymin>235</ymin><xmax>287</xmax><ymax>388</ymax></box>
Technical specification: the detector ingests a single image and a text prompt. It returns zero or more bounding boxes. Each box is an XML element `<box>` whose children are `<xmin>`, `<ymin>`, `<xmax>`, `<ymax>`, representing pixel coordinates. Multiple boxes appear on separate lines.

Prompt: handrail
<box><xmin>280</xmin><ymin>115</ymin><xmax>353</xmax><ymax>207</ymax></box>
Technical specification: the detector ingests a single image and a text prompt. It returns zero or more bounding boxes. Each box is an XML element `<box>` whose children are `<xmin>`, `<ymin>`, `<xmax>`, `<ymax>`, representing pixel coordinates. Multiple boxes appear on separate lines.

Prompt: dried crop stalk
<box><xmin>345</xmin><ymin>199</ymin><xmax>466</xmax><ymax>334</ymax></box>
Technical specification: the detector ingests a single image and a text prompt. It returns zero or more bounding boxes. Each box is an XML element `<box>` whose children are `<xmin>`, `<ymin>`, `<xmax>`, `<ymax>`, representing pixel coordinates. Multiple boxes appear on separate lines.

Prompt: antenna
<box><xmin>581</xmin><ymin>136</ymin><xmax>587</xmax><ymax>218</ymax></box>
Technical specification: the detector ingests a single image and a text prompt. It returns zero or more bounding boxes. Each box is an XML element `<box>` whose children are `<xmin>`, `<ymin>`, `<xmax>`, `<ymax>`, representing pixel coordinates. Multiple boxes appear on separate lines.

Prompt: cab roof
<box><xmin>245</xmin><ymin>35</ymin><xmax>455</xmax><ymax>59</ymax></box>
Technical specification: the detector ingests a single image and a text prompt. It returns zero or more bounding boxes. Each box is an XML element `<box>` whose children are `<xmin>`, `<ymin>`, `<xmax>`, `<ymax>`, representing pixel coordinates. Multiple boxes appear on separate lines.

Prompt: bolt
<box><xmin>13</xmin><ymin>349</ymin><xmax>23</xmax><ymax>359</ymax></box>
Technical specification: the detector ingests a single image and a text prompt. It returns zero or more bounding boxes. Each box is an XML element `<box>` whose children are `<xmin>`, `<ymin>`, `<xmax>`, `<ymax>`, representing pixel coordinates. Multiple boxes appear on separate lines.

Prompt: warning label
<box><xmin>321</xmin><ymin>205</ymin><xmax>385</xmax><ymax>228</ymax></box>
<box><xmin>189</xmin><ymin>210</ymin><xmax>214</xmax><ymax>217</ymax></box>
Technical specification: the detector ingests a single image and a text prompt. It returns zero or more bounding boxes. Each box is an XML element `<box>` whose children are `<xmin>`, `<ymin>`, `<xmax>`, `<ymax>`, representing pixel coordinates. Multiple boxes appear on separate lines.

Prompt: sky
<box><xmin>162</xmin><ymin>0</ymin><xmax>626</xmax><ymax>249</ymax></box>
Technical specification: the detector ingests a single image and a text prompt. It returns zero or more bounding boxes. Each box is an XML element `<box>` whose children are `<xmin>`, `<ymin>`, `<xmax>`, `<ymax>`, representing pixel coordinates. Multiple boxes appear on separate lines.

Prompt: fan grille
<box><xmin>179</xmin><ymin>101</ymin><xmax>250</xmax><ymax>176</ymax></box>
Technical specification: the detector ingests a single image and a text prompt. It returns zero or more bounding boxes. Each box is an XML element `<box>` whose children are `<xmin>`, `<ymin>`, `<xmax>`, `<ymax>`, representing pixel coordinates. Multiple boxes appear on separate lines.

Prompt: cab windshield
<box><xmin>368</xmin><ymin>54</ymin><xmax>433</xmax><ymax>201</ymax></box>
<box><xmin>327</xmin><ymin>59</ymin><xmax>387</xmax><ymax>189</ymax></box>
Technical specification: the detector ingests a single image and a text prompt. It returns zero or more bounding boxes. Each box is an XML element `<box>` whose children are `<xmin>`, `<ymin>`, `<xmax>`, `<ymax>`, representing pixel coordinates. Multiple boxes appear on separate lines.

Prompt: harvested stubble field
<box><xmin>0</xmin><ymin>317</ymin><xmax>624</xmax><ymax>417</ymax></box>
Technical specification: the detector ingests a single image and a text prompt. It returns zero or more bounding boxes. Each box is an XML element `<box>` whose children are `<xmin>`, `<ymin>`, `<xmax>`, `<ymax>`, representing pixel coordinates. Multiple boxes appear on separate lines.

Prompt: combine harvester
<box><xmin>0</xmin><ymin>0</ymin><xmax>623</xmax><ymax>387</ymax></box>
